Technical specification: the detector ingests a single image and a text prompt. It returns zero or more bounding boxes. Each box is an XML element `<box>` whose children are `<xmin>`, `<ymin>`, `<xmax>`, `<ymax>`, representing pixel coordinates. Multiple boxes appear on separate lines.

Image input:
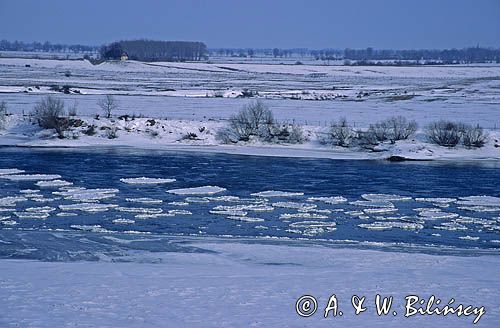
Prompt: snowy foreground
<box><xmin>0</xmin><ymin>238</ymin><xmax>498</xmax><ymax>327</ymax></box>
<box><xmin>0</xmin><ymin>114</ymin><xmax>499</xmax><ymax>161</ymax></box>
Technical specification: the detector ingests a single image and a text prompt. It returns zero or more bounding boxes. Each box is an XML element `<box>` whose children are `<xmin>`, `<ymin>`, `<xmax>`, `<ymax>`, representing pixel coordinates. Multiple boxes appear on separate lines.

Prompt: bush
<box><xmin>269</xmin><ymin>124</ymin><xmax>306</xmax><ymax>144</ymax></box>
<box><xmin>368</xmin><ymin>116</ymin><xmax>417</xmax><ymax>143</ymax></box>
<box><xmin>0</xmin><ymin>101</ymin><xmax>7</xmax><ymax>130</ymax></box>
<box><xmin>32</xmin><ymin>96</ymin><xmax>69</xmax><ymax>138</ymax></box>
<box><xmin>224</xmin><ymin>101</ymin><xmax>274</xmax><ymax>142</ymax></box>
<box><xmin>217</xmin><ymin>101</ymin><xmax>306</xmax><ymax>145</ymax></box>
<box><xmin>328</xmin><ymin>118</ymin><xmax>356</xmax><ymax>147</ymax></box>
<box><xmin>68</xmin><ymin>100</ymin><xmax>78</xmax><ymax>116</ymax></box>
<box><xmin>462</xmin><ymin>124</ymin><xmax>488</xmax><ymax>148</ymax></box>
<box><xmin>426</xmin><ymin>121</ymin><xmax>461</xmax><ymax>147</ymax></box>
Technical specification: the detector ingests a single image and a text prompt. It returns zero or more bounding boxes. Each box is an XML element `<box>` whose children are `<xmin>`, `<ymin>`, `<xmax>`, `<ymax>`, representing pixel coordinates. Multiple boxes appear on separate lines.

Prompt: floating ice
<box><xmin>350</xmin><ymin>200</ymin><xmax>395</xmax><ymax>208</ymax></box>
<box><xmin>1</xmin><ymin>220</ymin><xmax>17</xmax><ymax>226</ymax></box>
<box><xmin>54</xmin><ymin>188</ymin><xmax>119</xmax><ymax>202</ymax></box>
<box><xmin>288</xmin><ymin>221</ymin><xmax>337</xmax><ymax>235</ymax></box>
<box><xmin>169</xmin><ymin>201</ymin><xmax>189</xmax><ymax>206</ymax></box>
<box><xmin>272</xmin><ymin>202</ymin><xmax>317</xmax><ymax>210</ymax></box>
<box><xmin>205</xmin><ymin>196</ymin><xmax>240</xmax><ymax>202</ymax></box>
<box><xmin>112</xmin><ymin>218</ymin><xmax>135</xmax><ymax>224</ymax></box>
<box><xmin>297</xmin><ymin>208</ymin><xmax>332</xmax><ymax>214</ymax></box>
<box><xmin>418</xmin><ymin>210</ymin><xmax>459</xmax><ymax>220</ymax></box>
<box><xmin>458</xmin><ymin>206</ymin><xmax>500</xmax><ymax>212</ymax></box>
<box><xmin>212</xmin><ymin>204</ymin><xmax>274</xmax><ymax>212</ymax></box>
<box><xmin>0</xmin><ymin>208</ymin><xmax>12</xmax><ymax>212</ymax></box>
<box><xmin>345</xmin><ymin>210</ymin><xmax>364</xmax><ymax>216</ymax></box>
<box><xmin>0</xmin><ymin>196</ymin><xmax>27</xmax><ymax>207</ymax></box>
<box><xmin>458</xmin><ymin>235</ymin><xmax>480</xmax><ymax>241</ymax></box>
<box><xmin>0</xmin><ymin>169</ymin><xmax>25</xmax><ymax>175</ymax></box>
<box><xmin>25</xmin><ymin>206</ymin><xmax>56</xmax><ymax>213</ymax></box>
<box><xmin>59</xmin><ymin>203</ymin><xmax>118</xmax><ymax>212</ymax></box>
<box><xmin>210</xmin><ymin>209</ymin><xmax>248</xmax><ymax>216</ymax></box>
<box><xmin>456</xmin><ymin>196</ymin><xmax>500</xmax><ymax>207</ymax></box>
<box><xmin>14</xmin><ymin>212</ymin><xmax>49</xmax><ymax>219</ymax></box>
<box><xmin>125</xmin><ymin>197</ymin><xmax>163</xmax><ymax>205</ymax></box>
<box><xmin>307</xmin><ymin>196</ymin><xmax>347</xmax><ymax>204</ymax></box>
<box><xmin>280</xmin><ymin>213</ymin><xmax>329</xmax><ymax>220</ymax></box>
<box><xmin>1</xmin><ymin>174</ymin><xmax>61</xmax><ymax>181</ymax></box>
<box><xmin>36</xmin><ymin>180</ymin><xmax>73</xmax><ymax>188</ymax></box>
<box><xmin>116</xmin><ymin>207</ymin><xmax>163</xmax><ymax>214</ymax></box>
<box><xmin>363</xmin><ymin>208</ymin><xmax>398</xmax><ymax>214</ymax></box>
<box><xmin>226</xmin><ymin>216</ymin><xmax>264</xmax><ymax>222</ymax></box>
<box><xmin>70</xmin><ymin>225</ymin><xmax>111</xmax><ymax>233</ymax></box>
<box><xmin>358</xmin><ymin>221</ymin><xmax>423</xmax><ymax>231</ymax></box>
<box><xmin>167</xmin><ymin>186</ymin><xmax>226</xmax><ymax>195</ymax></box>
<box><xmin>415</xmin><ymin>197</ymin><xmax>456</xmax><ymax>204</ymax></box>
<box><xmin>120</xmin><ymin>177</ymin><xmax>176</xmax><ymax>185</ymax></box>
<box><xmin>168</xmin><ymin>209</ymin><xmax>192</xmax><ymax>215</ymax></box>
<box><xmin>135</xmin><ymin>213</ymin><xmax>175</xmax><ymax>219</ymax></box>
<box><xmin>361</xmin><ymin>194</ymin><xmax>412</xmax><ymax>202</ymax></box>
<box><xmin>184</xmin><ymin>197</ymin><xmax>210</xmax><ymax>203</ymax></box>
<box><xmin>434</xmin><ymin>222</ymin><xmax>468</xmax><ymax>231</ymax></box>
<box><xmin>251</xmin><ymin>190</ymin><xmax>304</xmax><ymax>197</ymax></box>
<box><xmin>19</xmin><ymin>189</ymin><xmax>39</xmax><ymax>194</ymax></box>
<box><xmin>56</xmin><ymin>212</ymin><xmax>78</xmax><ymax>217</ymax></box>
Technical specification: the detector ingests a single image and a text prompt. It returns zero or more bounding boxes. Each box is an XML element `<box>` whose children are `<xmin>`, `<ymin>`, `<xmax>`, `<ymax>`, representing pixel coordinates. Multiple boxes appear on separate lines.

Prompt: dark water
<box><xmin>0</xmin><ymin>148</ymin><xmax>499</xmax><ymax>261</ymax></box>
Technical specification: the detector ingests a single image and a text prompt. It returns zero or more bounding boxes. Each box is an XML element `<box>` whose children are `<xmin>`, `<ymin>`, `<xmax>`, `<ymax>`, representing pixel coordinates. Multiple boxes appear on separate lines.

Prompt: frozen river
<box><xmin>0</xmin><ymin>148</ymin><xmax>499</xmax><ymax>261</ymax></box>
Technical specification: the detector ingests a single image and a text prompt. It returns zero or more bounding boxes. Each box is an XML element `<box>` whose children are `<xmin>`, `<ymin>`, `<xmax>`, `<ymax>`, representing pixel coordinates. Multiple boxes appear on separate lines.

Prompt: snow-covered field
<box><xmin>0</xmin><ymin>238</ymin><xmax>498</xmax><ymax>328</ymax></box>
<box><xmin>0</xmin><ymin>57</ymin><xmax>499</xmax><ymax>160</ymax></box>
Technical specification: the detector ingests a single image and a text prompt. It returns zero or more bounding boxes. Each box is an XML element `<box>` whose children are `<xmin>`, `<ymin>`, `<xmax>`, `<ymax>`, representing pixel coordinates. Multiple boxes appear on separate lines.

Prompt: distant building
<box><xmin>120</xmin><ymin>52</ymin><xmax>129</xmax><ymax>61</ymax></box>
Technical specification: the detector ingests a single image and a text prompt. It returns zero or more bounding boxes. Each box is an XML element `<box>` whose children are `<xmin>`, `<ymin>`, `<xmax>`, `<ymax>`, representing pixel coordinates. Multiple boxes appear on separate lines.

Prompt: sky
<box><xmin>0</xmin><ymin>0</ymin><xmax>499</xmax><ymax>49</ymax></box>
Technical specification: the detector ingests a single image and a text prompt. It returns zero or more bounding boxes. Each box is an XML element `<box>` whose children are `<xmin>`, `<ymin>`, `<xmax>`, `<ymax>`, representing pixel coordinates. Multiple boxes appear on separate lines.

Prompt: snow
<box><xmin>0</xmin><ymin>238</ymin><xmax>496</xmax><ymax>327</ymax></box>
<box><xmin>167</xmin><ymin>186</ymin><xmax>227</xmax><ymax>195</ymax></box>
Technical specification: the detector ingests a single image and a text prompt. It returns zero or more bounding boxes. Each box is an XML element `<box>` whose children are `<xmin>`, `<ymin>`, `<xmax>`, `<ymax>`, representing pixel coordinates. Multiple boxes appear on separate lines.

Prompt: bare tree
<box><xmin>98</xmin><ymin>95</ymin><xmax>118</xmax><ymax>118</ymax></box>
<box><xmin>32</xmin><ymin>96</ymin><xmax>68</xmax><ymax>138</ymax></box>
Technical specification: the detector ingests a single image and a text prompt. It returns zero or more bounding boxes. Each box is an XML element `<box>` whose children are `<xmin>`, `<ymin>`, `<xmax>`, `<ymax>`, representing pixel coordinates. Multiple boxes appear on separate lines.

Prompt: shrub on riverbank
<box><xmin>217</xmin><ymin>101</ymin><xmax>306</xmax><ymax>144</ymax></box>
<box><xmin>32</xmin><ymin>96</ymin><xmax>69</xmax><ymax>139</ymax></box>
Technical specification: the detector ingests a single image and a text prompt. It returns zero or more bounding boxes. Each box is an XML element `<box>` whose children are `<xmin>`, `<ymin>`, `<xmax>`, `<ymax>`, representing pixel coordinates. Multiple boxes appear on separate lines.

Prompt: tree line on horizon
<box><xmin>1</xmin><ymin>39</ymin><xmax>499</xmax><ymax>64</ymax></box>
<box><xmin>100</xmin><ymin>40</ymin><xmax>208</xmax><ymax>62</ymax></box>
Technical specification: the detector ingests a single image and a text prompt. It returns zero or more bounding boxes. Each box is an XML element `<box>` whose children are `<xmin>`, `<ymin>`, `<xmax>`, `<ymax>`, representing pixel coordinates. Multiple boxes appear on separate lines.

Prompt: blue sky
<box><xmin>0</xmin><ymin>0</ymin><xmax>499</xmax><ymax>49</ymax></box>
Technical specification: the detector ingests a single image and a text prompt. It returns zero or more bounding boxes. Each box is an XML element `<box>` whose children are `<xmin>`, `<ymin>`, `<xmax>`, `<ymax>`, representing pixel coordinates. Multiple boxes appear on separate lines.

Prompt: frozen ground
<box><xmin>1</xmin><ymin>57</ymin><xmax>499</xmax><ymax>160</ymax></box>
<box><xmin>0</xmin><ymin>238</ymin><xmax>498</xmax><ymax>327</ymax></box>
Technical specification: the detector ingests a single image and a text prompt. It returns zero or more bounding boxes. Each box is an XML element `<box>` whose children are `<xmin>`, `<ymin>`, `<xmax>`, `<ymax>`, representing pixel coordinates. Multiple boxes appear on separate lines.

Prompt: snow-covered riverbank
<box><xmin>0</xmin><ymin>238</ymin><xmax>498</xmax><ymax>327</ymax></box>
<box><xmin>0</xmin><ymin>114</ymin><xmax>498</xmax><ymax>161</ymax></box>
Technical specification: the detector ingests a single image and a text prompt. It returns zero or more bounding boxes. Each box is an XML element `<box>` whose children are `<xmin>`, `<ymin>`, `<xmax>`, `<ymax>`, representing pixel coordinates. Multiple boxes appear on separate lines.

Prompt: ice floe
<box><xmin>458</xmin><ymin>235</ymin><xmax>480</xmax><ymax>241</ymax></box>
<box><xmin>415</xmin><ymin>197</ymin><xmax>456</xmax><ymax>204</ymax></box>
<box><xmin>0</xmin><ymin>196</ymin><xmax>27</xmax><ymax>207</ymax></box>
<box><xmin>125</xmin><ymin>197</ymin><xmax>163</xmax><ymax>205</ymax></box>
<box><xmin>418</xmin><ymin>210</ymin><xmax>459</xmax><ymax>219</ymax></box>
<box><xmin>251</xmin><ymin>190</ymin><xmax>304</xmax><ymax>198</ymax></box>
<box><xmin>361</xmin><ymin>194</ymin><xmax>412</xmax><ymax>202</ymax></box>
<box><xmin>120</xmin><ymin>177</ymin><xmax>176</xmax><ymax>185</ymax></box>
<box><xmin>358</xmin><ymin>221</ymin><xmax>423</xmax><ymax>231</ymax></box>
<box><xmin>349</xmin><ymin>200</ymin><xmax>395</xmax><ymax>208</ymax></box>
<box><xmin>167</xmin><ymin>186</ymin><xmax>226</xmax><ymax>195</ymax></box>
<box><xmin>272</xmin><ymin>202</ymin><xmax>317</xmax><ymax>210</ymax></box>
<box><xmin>1</xmin><ymin>174</ymin><xmax>61</xmax><ymax>181</ymax></box>
<box><xmin>226</xmin><ymin>216</ymin><xmax>264</xmax><ymax>222</ymax></box>
<box><xmin>280</xmin><ymin>212</ymin><xmax>329</xmax><ymax>220</ymax></box>
<box><xmin>59</xmin><ymin>203</ymin><xmax>118</xmax><ymax>212</ymax></box>
<box><xmin>25</xmin><ymin>206</ymin><xmax>56</xmax><ymax>213</ymax></box>
<box><xmin>0</xmin><ymin>168</ymin><xmax>25</xmax><ymax>175</ymax></box>
<box><xmin>53</xmin><ymin>188</ymin><xmax>119</xmax><ymax>202</ymax></box>
<box><xmin>116</xmin><ymin>207</ymin><xmax>163</xmax><ymax>214</ymax></box>
<box><xmin>36</xmin><ymin>180</ymin><xmax>73</xmax><ymax>188</ymax></box>
<box><xmin>112</xmin><ymin>218</ymin><xmax>136</xmax><ymax>224</ymax></box>
<box><xmin>70</xmin><ymin>225</ymin><xmax>111</xmax><ymax>233</ymax></box>
<box><xmin>307</xmin><ymin>196</ymin><xmax>347</xmax><ymax>204</ymax></box>
<box><xmin>456</xmin><ymin>196</ymin><xmax>500</xmax><ymax>207</ymax></box>
<box><xmin>14</xmin><ymin>212</ymin><xmax>50</xmax><ymax>219</ymax></box>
